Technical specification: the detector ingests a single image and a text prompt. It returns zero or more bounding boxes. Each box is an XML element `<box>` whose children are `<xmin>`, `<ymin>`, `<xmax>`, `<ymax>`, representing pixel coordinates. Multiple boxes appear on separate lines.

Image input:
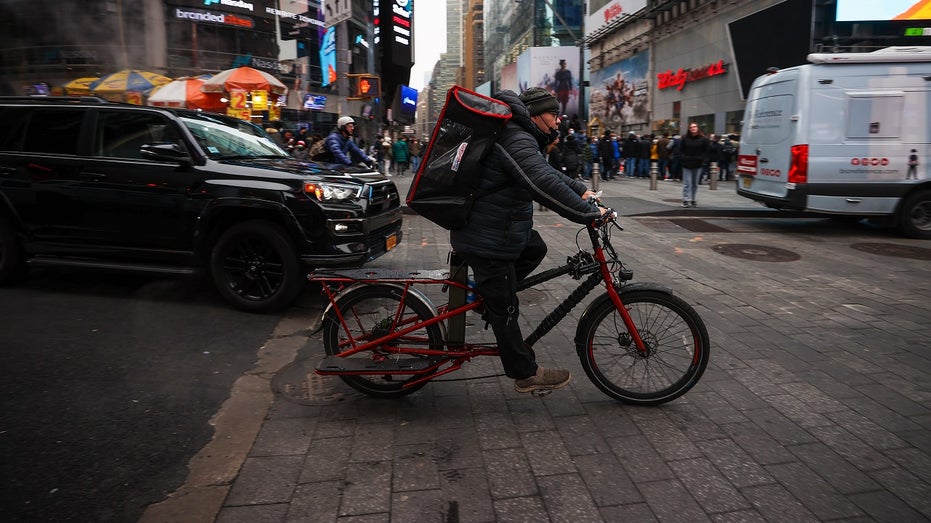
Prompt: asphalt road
<box><xmin>0</xmin><ymin>269</ymin><xmax>290</xmax><ymax>522</ymax></box>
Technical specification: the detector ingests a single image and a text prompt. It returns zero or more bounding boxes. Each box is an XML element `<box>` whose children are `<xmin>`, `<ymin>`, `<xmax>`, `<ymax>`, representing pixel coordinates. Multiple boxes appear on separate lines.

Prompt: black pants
<box><xmin>460</xmin><ymin>230</ymin><xmax>547</xmax><ymax>379</ymax></box>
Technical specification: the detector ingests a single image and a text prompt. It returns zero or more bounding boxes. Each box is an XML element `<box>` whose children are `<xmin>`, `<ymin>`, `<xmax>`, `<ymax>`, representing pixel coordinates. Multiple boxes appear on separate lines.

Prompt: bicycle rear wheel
<box><xmin>577</xmin><ymin>289</ymin><xmax>709</xmax><ymax>405</ymax></box>
<box><xmin>322</xmin><ymin>284</ymin><xmax>445</xmax><ymax>398</ymax></box>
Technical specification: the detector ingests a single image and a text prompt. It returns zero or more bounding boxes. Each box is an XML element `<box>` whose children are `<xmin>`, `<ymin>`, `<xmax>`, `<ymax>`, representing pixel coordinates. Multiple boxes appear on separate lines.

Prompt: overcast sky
<box><xmin>410</xmin><ymin>2</ymin><xmax>446</xmax><ymax>91</ymax></box>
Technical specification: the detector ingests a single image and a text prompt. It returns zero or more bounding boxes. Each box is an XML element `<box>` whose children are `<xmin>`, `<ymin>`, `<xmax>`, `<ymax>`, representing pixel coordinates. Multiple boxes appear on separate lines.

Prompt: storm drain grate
<box><xmin>273</xmin><ymin>357</ymin><xmax>365</xmax><ymax>405</ymax></box>
<box><xmin>638</xmin><ymin>218</ymin><xmax>732</xmax><ymax>233</ymax></box>
<box><xmin>713</xmin><ymin>243</ymin><xmax>801</xmax><ymax>262</ymax></box>
<box><xmin>851</xmin><ymin>242</ymin><xmax>931</xmax><ymax>260</ymax></box>
<box><xmin>669</xmin><ymin>219</ymin><xmax>732</xmax><ymax>233</ymax></box>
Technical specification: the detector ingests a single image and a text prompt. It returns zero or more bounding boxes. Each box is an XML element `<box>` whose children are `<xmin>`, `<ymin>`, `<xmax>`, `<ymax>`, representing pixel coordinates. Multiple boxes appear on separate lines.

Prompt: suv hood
<box><xmin>217</xmin><ymin>156</ymin><xmax>387</xmax><ymax>184</ymax></box>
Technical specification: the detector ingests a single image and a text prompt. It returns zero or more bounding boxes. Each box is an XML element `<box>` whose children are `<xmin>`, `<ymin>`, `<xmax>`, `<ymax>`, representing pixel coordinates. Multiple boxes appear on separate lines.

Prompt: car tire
<box><xmin>209</xmin><ymin>220</ymin><xmax>305</xmax><ymax>313</ymax></box>
<box><xmin>0</xmin><ymin>216</ymin><xmax>26</xmax><ymax>285</ymax></box>
<box><xmin>897</xmin><ymin>190</ymin><xmax>931</xmax><ymax>239</ymax></box>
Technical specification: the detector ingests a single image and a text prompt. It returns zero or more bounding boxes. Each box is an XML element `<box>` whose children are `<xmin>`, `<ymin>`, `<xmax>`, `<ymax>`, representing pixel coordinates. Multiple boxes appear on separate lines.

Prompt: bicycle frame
<box><xmin>310</xmin><ymin>221</ymin><xmax>648</xmax><ymax>389</ymax></box>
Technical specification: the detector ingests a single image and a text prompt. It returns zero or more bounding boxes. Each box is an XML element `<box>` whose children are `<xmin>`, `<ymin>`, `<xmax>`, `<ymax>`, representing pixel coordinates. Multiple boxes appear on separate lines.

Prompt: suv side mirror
<box><xmin>141</xmin><ymin>143</ymin><xmax>191</xmax><ymax>164</ymax></box>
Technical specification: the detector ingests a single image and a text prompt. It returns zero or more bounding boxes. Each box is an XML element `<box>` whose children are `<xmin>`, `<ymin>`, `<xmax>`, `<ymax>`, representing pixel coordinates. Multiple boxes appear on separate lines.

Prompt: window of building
<box><xmin>725</xmin><ymin>110</ymin><xmax>744</xmax><ymax>135</ymax></box>
<box><xmin>689</xmin><ymin>114</ymin><xmax>715</xmax><ymax>135</ymax></box>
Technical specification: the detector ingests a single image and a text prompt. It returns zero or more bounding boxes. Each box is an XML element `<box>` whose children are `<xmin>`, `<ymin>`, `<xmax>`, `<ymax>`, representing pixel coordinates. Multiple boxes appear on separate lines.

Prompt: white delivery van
<box><xmin>736</xmin><ymin>46</ymin><xmax>931</xmax><ymax>238</ymax></box>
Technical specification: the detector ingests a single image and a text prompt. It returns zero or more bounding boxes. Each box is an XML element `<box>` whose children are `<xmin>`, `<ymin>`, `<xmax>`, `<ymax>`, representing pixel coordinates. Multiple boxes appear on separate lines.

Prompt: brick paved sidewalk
<box><xmin>213</xmin><ymin>207</ymin><xmax>931</xmax><ymax>522</ymax></box>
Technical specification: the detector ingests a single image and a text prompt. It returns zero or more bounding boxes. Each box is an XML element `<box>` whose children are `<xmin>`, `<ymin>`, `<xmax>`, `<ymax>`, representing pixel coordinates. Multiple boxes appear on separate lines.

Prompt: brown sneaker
<box><xmin>514</xmin><ymin>366</ymin><xmax>571</xmax><ymax>393</ymax></box>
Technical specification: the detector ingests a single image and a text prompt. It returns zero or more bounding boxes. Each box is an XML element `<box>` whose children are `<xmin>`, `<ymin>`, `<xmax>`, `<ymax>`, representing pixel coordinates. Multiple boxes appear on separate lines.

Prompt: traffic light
<box><xmin>355</xmin><ymin>76</ymin><xmax>380</xmax><ymax>98</ymax></box>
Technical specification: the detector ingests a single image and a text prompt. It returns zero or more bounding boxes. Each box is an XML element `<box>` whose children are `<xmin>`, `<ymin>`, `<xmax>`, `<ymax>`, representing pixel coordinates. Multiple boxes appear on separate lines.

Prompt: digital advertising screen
<box><xmin>319</xmin><ymin>26</ymin><xmax>337</xmax><ymax>87</ymax></box>
<box><xmin>303</xmin><ymin>94</ymin><xmax>327</xmax><ymax>110</ymax></box>
<box><xmin>835</xmin><ymin>1</ymin><xmax>931</xmax><ymax>22</ymax></box>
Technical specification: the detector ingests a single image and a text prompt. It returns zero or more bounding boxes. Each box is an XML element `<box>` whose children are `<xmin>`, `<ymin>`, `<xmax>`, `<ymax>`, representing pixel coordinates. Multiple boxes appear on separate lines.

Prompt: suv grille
<box><xmin>366</xmin><ymin>181</ymin><xmax>400</xmax><ymax>210</ymax></box>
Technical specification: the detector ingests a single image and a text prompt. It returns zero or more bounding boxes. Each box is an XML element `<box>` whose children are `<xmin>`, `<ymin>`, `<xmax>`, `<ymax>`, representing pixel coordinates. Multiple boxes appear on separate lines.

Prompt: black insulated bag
<box><xmin>405</xmin><ymin>86</ymin><xmax>512</xmax><ymax>230</ymax></box>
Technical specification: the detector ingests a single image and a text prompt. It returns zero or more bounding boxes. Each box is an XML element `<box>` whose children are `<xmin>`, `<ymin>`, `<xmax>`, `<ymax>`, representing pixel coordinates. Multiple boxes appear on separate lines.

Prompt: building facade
<box><xmin>0</xmin><ymin>0</ymin><xmax>415</xmax><ymax>144</ymax></box>
<box><xmin>585</xmin><ymin>0</ymin><xmax>931</xmax><ymax>137</ymax></box>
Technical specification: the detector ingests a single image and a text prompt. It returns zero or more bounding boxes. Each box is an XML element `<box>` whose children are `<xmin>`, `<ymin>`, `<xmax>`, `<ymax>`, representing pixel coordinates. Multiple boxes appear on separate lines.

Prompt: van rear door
<box><xmin>737</xmin><ymin>70</ymin><xmax>799</xmax><ymax>207</ymax></box>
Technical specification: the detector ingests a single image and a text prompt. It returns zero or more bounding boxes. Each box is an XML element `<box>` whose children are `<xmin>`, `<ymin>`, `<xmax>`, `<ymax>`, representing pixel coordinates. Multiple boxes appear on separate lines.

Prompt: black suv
<box><xmin>0</xmin><ymin>97</ymin><xmax>403</xmax><ymax>312</ymax></box>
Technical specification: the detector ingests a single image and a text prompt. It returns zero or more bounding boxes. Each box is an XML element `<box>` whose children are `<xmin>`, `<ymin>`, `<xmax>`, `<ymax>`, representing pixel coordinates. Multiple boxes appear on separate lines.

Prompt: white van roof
<box><xmin>807</xmin><ymin>46</ymin><xmax>931</xmax><ymax>64</ymax></box>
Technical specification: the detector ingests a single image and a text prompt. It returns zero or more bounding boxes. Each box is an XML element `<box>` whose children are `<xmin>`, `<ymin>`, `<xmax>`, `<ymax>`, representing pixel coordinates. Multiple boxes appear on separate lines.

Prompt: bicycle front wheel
<box><xmin>577</xmin><ymin>289</ymin><xmax>709</xmax><ymax>405</ymax></box>
<box><xmin>322</xmin><ymin>284</ymin><xmax>445</xmax><ymax>398</ymax></box>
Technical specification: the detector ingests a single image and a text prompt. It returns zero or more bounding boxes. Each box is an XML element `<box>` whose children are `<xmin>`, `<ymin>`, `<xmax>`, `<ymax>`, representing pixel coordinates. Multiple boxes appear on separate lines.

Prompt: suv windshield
<box><xmin>179</xmin><ymin>112</ymin><xmax>290</xmax><ymax>159</ymax></box>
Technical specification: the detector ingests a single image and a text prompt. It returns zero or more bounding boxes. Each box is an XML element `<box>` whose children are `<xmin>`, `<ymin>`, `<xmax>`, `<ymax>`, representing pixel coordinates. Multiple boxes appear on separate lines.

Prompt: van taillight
<box><xmin>789</xmin><ymin>144</ymin><xmax>808</xmax><ymax>183</ymax></box>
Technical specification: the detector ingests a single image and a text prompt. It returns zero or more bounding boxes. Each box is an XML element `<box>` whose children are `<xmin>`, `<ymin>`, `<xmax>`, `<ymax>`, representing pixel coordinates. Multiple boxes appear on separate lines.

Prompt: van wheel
<box><xmin>897</xmin><ymin>190</ymin><xmax>931</xmax><ymax>239</ymax></box>
<box><xmin>210</xmin><ymin>220</ymin><xmax>306</xmax><ymax>313</ymax></box>
<box><xmin>0</xmin><ymin>217</ymin><xmax>26</xmax><ymax>285</ymax></box>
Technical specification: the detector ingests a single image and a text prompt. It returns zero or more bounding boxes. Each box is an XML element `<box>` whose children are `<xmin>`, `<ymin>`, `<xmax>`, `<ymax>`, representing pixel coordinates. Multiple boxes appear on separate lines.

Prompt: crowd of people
<box><xmin>542</xmin><ymin>124</ymin><xmax>738</xmax><ymax>207</ymax></box>
<box><xmin>267</xmin><ymin>118</ymin><xmax>426</xmax><ymax>174</ymax></box>
<box><xmin>267</xmin><ymin>115</ymin><xmax>738</xmax><ymax>207</ymax></box>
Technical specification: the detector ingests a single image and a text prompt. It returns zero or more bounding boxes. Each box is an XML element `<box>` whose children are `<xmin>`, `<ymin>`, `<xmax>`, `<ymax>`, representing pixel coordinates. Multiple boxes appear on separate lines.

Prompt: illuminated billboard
<box><xmin>391</xmin><ymin>85</ymin><xmax>417</xmax><ymax>124</ymax></box>
<box><xmin>836</xmin><ymin>1</ymin><xmax>931</xmax><ymax>22</ymax></box>
<box><xmin>585</xmin><ymin>0</ymin><xmax>646</xmax><ymax>37</ymax></box>
<box><xmin>516</xmin><ymin>47</ymin><xmax>582</xmax><ymax>120</ymax></box>
<box><xmin>589</xmin><ymin>51</ymin><xmax>650</xmax><ymax>129</ymax></box>
<box><xmin>319</xmin><ymin>26</ymin><xmax>337</xmax><ymax>87</ymax></box>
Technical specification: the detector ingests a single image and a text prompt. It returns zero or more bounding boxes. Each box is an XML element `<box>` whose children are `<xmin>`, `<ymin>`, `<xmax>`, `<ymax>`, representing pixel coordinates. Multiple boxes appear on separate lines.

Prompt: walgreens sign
<box><xmin>656</xmin><ymin>60</ymin><xmax>728</xmax><ymax>91</ymax></box>
<box><xmin>175</xmin><ymin>8</ymin><xmax>255</xmax><ymax>28</ymax></box>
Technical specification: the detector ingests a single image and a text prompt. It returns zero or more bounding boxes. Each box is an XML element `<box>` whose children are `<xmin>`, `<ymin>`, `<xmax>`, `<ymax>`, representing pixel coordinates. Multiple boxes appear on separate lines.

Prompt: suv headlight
<box><xmin>303</xmin><ymin>182</ymin><xmax>360</xmax><ymax>201</ymax></box>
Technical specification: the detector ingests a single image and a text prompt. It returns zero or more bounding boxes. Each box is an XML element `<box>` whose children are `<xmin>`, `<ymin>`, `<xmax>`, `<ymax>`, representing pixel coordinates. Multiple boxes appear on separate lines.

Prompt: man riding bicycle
<box><xmin>450</xmin><ymin>87</ymin><xmax>606</xmax><ymax>393</ymax></box>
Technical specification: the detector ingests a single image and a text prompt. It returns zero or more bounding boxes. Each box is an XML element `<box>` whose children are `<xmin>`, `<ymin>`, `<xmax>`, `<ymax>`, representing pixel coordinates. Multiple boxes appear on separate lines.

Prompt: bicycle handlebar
<box><xmin>586</xmin><ymin>192</ymin><xmax>618</xmax><ymax>228</ymax></box>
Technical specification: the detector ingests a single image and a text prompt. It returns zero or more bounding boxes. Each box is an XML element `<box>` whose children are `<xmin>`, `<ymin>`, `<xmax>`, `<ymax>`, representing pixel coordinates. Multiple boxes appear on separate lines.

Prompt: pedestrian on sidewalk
<box><xmin>409</xmin><ymin>138</ymin><xmax>424</xmax><ymax>174</ymax></box>
<box><xmin>599</xmin><ymin>130</ymin><xmax>615</xmax><ymax>180</ymax></box>
<box><xmin>657</xmin><ymin>133</ymin><xmax>670</xmax><ymax>179</ymax></box>
<box><xmin>680</xmin><ymin>123</ymin><xmax>711</xmax><ymax>207</ymax></box>
<box><xmin>581</xmin><ymin>136</ymin><xmax>595</xmax><ymax>180</ymax></box>
<box><xmin>450</xmin><ymin>87</ymin><xmax>605</xmax><ymax>394</ymax></box>
<box><xmin>638</xmin><ymin>133</ymin><xmax>652</xmax><ymax>178</ymax></box>
<box><xmin>622</xmin><ymin>132</ymin><xmax>638</xmax><ymax>178</ymax></box>
<box><xmin>669</xmin><ymin>134</ymin><xmax>683</xmax><ymax>181</ymax></box>
<box><xmin>562</xmin><ymin>129</ymin><xmax>582</xmax><ymax>179</ymax></box>
<box><xmin>392</xmin><ymin>137</ymin><xmax>410</xmax><ymax>176</ymax></box>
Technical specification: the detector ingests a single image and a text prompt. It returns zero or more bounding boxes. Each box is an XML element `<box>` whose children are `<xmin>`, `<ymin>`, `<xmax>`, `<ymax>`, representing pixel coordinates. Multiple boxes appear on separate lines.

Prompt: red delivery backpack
<box><xmin>405</xmin><ymin>86</ymin><xmax>512</xmax><ymax>230</ymax></box>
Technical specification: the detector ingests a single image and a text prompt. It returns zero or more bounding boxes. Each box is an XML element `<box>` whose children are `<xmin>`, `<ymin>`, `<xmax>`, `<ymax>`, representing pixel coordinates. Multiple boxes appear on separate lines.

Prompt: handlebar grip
<box><xmin>593</xmin><ymin>208</ymin><xmax>618</xmax><ymax>228</ymax></box>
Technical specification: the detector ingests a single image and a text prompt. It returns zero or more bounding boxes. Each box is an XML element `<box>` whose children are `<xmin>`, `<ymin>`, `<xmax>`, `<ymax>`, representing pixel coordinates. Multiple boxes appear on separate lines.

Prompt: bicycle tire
<box><xmin>322</xmin><ymin>284</ymin><xmax>445</xmax><ymax>398</ymax></box>
<box><xmin>577</xmin><ymin>289</ymin><xmax>709</xmax><ymax>405</ymax></box>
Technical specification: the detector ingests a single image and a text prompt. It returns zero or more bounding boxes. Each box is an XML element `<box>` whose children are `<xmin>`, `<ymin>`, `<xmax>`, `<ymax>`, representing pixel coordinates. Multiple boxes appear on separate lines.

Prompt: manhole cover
<box><xmin>713</xmin><ymin>243</ymin><xmax>801</xmax><ymax>262</ymax></box>
<box><xmin>850</xmin><ymin>243</ymin><xmax>931</xmax><ymax>260</ymax></box>
<box><xmin>272</xmin><ymin>357</ymin><xmax>365</xmax><ymax>405</ymax></box>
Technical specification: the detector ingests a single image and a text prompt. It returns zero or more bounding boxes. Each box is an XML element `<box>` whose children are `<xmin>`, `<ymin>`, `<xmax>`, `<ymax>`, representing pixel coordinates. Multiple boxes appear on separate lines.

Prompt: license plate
<box><xmin>385</xmin><ymin>234</ymin><xmax>397</xmax><ymax>251</ymax></box>
<box><xmin>741</xmin><ymin>176</ymin><xmax>753</xmax><ymax>189</ymax></box>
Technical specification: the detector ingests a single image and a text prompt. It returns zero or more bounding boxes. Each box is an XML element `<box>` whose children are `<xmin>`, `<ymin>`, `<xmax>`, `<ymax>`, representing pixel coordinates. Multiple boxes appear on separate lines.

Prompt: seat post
<box><xmin>447</xmin><ymin>250</ymin><xmax>468</xmax><ymax>347</ymax></box>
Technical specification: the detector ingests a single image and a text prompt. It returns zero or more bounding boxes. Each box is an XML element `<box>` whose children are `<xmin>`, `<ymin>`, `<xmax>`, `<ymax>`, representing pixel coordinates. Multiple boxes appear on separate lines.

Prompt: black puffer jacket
<box><xmin>680</xmin><ymin>132</ymin><xmax>710</xmax><ymax>169</ymax></box>
<box><xmin>450</xmin><ymin>90</ymin><xmax>601</xmax><ymax>260</ymax></box>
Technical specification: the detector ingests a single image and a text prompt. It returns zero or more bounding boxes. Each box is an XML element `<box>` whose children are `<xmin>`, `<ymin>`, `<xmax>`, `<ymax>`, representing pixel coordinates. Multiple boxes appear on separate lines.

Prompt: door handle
<box><xmin>79</xmin><ymin>171</ymin><xmax>108</xmax><ymax>181</ymax></box>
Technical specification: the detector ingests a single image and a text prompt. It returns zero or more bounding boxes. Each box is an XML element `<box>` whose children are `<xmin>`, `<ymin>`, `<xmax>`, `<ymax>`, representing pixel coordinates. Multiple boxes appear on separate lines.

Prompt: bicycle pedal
<box><xmin>531</xmin><ymin>389</ymin><xmax>553</xmax><ymax>397</ymax></box>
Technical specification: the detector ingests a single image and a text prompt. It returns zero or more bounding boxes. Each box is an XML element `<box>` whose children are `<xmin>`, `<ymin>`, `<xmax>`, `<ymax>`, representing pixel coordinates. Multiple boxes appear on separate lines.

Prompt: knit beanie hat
<box><xmin>519</xmin><ymin>87</ymin><xmax>559</xmax><ymax>116</ymax></box>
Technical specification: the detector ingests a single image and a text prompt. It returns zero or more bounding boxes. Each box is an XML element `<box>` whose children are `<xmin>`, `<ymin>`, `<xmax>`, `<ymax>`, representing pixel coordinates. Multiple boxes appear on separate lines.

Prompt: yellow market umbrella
<box><xmin>63</xmin><ymin>77</ymin><xmax>99</xmax><ymax>96</ymax></box>
<box><xmin>90</xmin><ymin>69</ymin><xmax>172</xmax><ymax>99</ymax></box>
